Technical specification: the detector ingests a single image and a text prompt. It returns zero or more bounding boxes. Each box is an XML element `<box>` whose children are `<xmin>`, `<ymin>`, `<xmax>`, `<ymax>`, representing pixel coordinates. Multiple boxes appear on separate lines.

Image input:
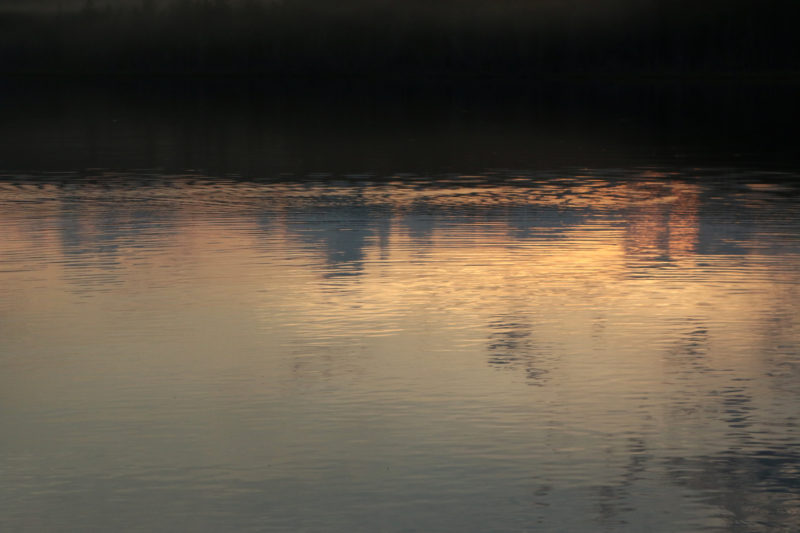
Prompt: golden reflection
<box><xmin>240</xmin><ymin>180</ymin><xmax>797</xmax><ymax>391</ymax></box>
<box><xmin>623</xmin><ymin>181</ymin><xmax>700</xmax><ymax>262</ymax></box>
<box><xmin>1</xmin><ymin>178</ymin><xmax>800</xmax><ymax>532</ymax></box>
<box><xmin>0</xmin><ymin>178</ymin><xmax>797</xmax><ymax>380</ymax></box>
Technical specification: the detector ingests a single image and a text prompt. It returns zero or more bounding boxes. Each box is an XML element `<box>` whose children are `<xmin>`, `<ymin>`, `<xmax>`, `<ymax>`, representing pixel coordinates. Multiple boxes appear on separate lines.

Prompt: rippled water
<box><xmin>1</xmin><ymin>170</ymin><xmax>799</xmax><ymax>532</ymax></box>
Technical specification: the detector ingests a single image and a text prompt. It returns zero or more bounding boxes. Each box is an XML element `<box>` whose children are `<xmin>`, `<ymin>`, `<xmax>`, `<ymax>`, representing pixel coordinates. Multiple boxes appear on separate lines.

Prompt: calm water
<box><xmin>1</xmin><ymin>170</ymin><xmax>799</xmax><ymax>532</ymax></box>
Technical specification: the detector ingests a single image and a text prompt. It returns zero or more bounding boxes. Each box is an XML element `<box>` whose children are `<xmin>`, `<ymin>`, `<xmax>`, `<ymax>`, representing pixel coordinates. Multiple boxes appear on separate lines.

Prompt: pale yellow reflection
<box><xmin>0</xmin><ymin>180</ymin><xmax>797</xmax><ymax>391</ymax></box>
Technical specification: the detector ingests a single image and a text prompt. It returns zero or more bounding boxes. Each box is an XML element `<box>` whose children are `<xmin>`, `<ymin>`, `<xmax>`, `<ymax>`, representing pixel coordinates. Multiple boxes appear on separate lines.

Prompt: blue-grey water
<box><xmin>1</xmin><ymin>170</ymin><xmax>799</xmax><ymax>532</ymax></box>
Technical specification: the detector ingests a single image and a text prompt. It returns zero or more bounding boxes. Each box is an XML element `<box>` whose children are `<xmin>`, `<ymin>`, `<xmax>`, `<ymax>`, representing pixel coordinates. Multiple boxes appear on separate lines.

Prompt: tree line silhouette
<box><xmin>1</xmin><ymin>0</ymin><xmax>797</xmax><ymax>78</ymax></box>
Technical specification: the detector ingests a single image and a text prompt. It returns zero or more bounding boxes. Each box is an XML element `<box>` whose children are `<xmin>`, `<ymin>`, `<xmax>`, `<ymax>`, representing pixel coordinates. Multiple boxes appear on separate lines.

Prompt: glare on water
<box><xmin>0</xmin><ymin>171</ymin><xmax>799</xmax><ymax>532</ymax></box>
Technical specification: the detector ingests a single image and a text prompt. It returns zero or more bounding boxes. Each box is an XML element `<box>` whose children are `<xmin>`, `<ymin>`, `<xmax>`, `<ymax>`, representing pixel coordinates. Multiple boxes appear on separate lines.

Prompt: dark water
<box><xmin>1</xmin><ymin>79</ymin><xmax>798</xmax><ymax>174</ymax></box>
<box><xmin>1</xmin><ymin>170</ymin><xmax>799</xmax><ymax>532</ymax></box>
<box><xmin>1</xmin><ymin>82</ymin><xmax>800</xmax><ymax>532</ymax></box>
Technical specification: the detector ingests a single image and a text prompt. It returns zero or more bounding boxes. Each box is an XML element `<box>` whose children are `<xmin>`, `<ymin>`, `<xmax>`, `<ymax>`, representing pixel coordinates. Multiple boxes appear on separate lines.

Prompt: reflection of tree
<box><xmin>593</xmin><ymin>437</ymin><xmax>651</xmax><ymax>530</ymax></box>
<box><xmin>57</xmin><ymin>185</ymin><xmax>176</xmax><ymax>290</ymax></box>
<box><xmin>665</xmin><ymin>450</ymin><xmax>800</xmax><ymax>532</ymax></box>
<box><xmin>283</xmin><ymin>204</ymin><xmax>391</xmax><ymax>279</ymax></box>
<box><xmin>400</xmin><ymin>211</ymin><xmax>435</xmax><ymax>247</ymax></box>
<box><xmin>664</xmin><ymin>317</ymin><xmax>712</xmax><ymax>374</ymax></box>
<box><xmin>759</xmin><ymin>290</ymin><xmax>800</xmax><ymax>398</ymax></box>
<box><xmin>657</xmin><ymin>314</ymin><xmax>800</xmax><ymax>531</ymax></box>
<box><xmin>663</xmin><ymin>317</ymin><xmax>760</xmax><ymax>433</ymax></box>
<box><xmin>486</xmin><ymin>314</ymin><xmax>553</xmax><ymax>386</ymax></box>
<box><xmin>504</xmin><ymin>205</ymin><xmax>586</xmax><ymax>241</ymax></box>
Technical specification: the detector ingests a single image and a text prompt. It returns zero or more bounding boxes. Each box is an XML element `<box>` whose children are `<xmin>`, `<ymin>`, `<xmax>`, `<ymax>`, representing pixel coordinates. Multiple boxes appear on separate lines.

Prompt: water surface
<box><xmin>1</xmin><ymin>170</ymin><xmax>799</xmax><ymax>532</ymax></box>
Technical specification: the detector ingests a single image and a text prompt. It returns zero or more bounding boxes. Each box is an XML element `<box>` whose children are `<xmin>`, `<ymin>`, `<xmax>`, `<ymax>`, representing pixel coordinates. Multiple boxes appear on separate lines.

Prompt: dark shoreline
<box><xmin>2</xmin><ymin>76</ymin><xmax>798</xmax><ymax>175</ymax></box>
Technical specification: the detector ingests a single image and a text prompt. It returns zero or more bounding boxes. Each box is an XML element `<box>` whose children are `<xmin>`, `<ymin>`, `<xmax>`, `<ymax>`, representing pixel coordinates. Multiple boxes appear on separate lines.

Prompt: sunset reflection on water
<box><xmin>0</xmin><ymin>171</ymin><xmax>799</xmax><ymax>532</ymax></box>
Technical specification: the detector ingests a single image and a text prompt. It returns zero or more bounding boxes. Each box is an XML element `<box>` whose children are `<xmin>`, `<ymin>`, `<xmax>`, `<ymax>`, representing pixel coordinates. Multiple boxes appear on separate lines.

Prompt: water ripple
<box><xmin>0</xmin><ymin>169</ymin><xmax>799</xmax><ymax>531</ymax></box>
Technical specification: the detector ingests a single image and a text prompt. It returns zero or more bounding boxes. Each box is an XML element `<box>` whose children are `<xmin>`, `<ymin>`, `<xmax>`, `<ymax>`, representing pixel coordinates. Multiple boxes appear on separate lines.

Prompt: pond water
<box><xmin>1</xmin><ymin>169</ymin><xmax>799</xmax><ymax>531</ymax></box>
